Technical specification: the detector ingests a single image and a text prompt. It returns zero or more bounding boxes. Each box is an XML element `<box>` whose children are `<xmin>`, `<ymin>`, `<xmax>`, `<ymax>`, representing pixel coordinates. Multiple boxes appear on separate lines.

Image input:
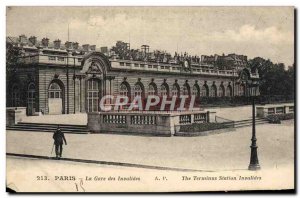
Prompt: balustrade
<box><xmin>194</xmin><ymin>113</ymin><xmax>207</xmax><ymax>123</ymax></box>
<box><xmin>103</xmin><ymin>114</ymin><xmax>126</xmax><ymax>124</ymax></box>
<box><xmin>179</xmin><ymin>115</ymin><xmax>191</xmax><ymax>124</ymax></box>
<box><xmin>130</xmin><ymin>115</ymin><xmax>157</xmax><ymax>125</ymax></box>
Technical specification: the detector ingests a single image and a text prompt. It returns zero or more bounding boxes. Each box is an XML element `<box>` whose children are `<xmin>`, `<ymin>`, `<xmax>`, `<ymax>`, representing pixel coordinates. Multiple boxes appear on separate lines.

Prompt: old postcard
<box><xmin>6</xmin><ymin>6</ymin><xmax>295</xmax><ymax>192</ymax></box>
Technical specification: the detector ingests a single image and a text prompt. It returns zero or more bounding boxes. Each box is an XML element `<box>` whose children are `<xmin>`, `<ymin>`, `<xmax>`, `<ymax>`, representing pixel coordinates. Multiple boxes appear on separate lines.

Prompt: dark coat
<box><xmin>53</xmin><ymin>129</ymin><xmax>67</xmax><ymax>145</ymax></box>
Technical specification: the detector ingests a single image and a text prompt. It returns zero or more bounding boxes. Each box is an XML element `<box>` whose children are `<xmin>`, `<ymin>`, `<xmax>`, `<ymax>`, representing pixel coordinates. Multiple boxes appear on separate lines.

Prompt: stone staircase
<box><xmin>6</xmin><ymin>122</ymin><xmax>89</xmax><ymax>134</ymax></box>
<box><xmin>6</xmin><ymin>118</ymin><xmax>269</xmax><ymax>135</ymax></box>
<box><xmin>175</xmin><ymin>117</ymin><xmax>269</xmax><ymax>136</ymax></box>
<box><xmin>233</xmin><ymin>117</ymin><xmax>269</xmax><ymax>128</ymax></box>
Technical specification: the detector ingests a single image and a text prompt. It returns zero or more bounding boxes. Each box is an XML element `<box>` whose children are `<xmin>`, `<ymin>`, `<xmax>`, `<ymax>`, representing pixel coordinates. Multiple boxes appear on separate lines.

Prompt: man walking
<box><xmin>53</xmin><ymin>125</ymin><xmax>67</xmax><ymax>159</ymax></box>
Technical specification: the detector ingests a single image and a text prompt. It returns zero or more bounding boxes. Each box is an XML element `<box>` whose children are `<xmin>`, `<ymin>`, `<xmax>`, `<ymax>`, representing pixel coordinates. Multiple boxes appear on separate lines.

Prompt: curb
<box><xmin>6</xmin><ymin>153</ymin><xmax>212</xmax><ymax>172</ymax></box>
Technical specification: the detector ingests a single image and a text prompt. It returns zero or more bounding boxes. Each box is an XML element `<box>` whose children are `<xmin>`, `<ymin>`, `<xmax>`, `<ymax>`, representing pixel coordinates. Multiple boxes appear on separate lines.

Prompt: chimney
<box><xmin>41</xmin><ymin>38</ymin><xmax>49</xmax><ymax>47</ymax></box>
<box><xmin>214</xmin><ymin>54</ymin><xmax>219</xmax><ymax>61</ymax></box>
<box><xmin>82</xmin><ymin>44</ymin><xmax>90</xmax><ymax>51</ymax></box>
<box><xmin>90</xmin><ymin>45</ymin><xmax>96</xmax><ymax>51</ymax></box>
<box><xmin>28</xmin><ymin>36</ymin><xmax>37</xmax><ymax>45</ymax></box>
<box><xmin>201</xmin><ymin>55</ymin><xmax>205</xmax><ymax>63</ymax></box>
<box><xmin>73</xmin><ymin>42</ymin><xmax>79</xmax><ymax>50</ymax></box>
<box><xmin>65</xmin><ymin>41</ymin><xmax>73</xmax><ymax>49</ymax></box>
<box><xmin>19</xmin><ymin>34</ymin><xmax>27</xmax><ymax>44</ymax></box>
<box><xmin>53</xmin><ymin>39</ymin><xmax>61</xmax><ymax>49</ymax></box>
<box><xmin>101</xmin><ymin>46</ymin><xmax>108</xmax><ymax>54</ymax></box>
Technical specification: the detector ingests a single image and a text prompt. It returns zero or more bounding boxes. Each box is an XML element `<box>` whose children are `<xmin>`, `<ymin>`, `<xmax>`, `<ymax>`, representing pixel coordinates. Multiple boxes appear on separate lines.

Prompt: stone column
<box><xmin>80</xmin><ymin>76</ymin><xmax>86</xmax><ymax>113</ymax></box>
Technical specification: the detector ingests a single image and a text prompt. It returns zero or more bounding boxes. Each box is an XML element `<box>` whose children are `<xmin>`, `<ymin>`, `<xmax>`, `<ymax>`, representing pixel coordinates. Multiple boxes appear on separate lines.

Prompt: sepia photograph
<box><xmin>5</xmin><ymin>6</ymin><xmax>295</xmax><ymax>192</ymax></box>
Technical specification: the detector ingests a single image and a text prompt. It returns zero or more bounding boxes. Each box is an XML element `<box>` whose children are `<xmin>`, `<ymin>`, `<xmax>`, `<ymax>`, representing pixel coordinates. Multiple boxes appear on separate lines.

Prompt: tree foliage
<box><xmin>247</xmin><ymin>57</ymin><xmax>294</xmax><ymax>96</ymax></box>
<box><xmin>6</xmin><ymin>43</ymin><xmax>20</xmax><ymax>79</ymax></box>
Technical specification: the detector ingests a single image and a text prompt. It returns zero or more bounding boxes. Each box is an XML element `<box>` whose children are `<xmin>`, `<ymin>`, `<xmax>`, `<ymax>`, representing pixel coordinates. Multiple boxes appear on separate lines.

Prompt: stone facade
<box><xmin>6</xmin><ymin>36</ymin><xmax>260</xmax><ymax>115</ymax></box>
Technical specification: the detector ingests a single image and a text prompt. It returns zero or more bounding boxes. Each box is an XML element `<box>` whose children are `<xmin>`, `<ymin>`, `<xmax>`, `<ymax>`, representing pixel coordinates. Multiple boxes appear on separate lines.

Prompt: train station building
<box><xmin>6</xmin><ymin>35</ymin><xmax>260</xmax><ymax>115</ymax></box>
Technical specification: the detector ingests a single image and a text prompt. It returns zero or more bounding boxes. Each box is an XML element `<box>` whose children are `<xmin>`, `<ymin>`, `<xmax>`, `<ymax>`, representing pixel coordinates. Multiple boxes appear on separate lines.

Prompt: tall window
<box><xmin>240</xmin><ymin>84</ymin><xmax>246</xmax><ymax>96</ymax></box>
<box><xmin>27</xmin><ymin>83</ymin><xmax>35</xmax><ymax>113</ymax></box>
<box><xmin>48</xmin><ymin>82</ymin><xmax>62</xmax><ymax>99</ymax></box>
<box><xmin>201</xmin><ymin>85</ymin><xmax>209</xmax><ymax>97</ymax></box>
<box><xmin>183</xmin><ymin>84</ymin><xmax>190</xmax><ymax>96</ymax></box>
<box><xmin>148</xmin><ymin>84</ymin><xmax>156</xmax><ymax>96</ymax></box>
<box><xmin>134</xmin><ymin>84</ymin><xmax>143</xmax><ymax>97</ymax></box>
<box><xmin>226</xmin><ymin>85</ymin><xmax>233</xmax><ymax>97</ymax></box>
<box><xmin>210</xmin><ymin>85</ymin><xmax>217</xmax><ymax>97</ymax></box>
<box><xmin>219</xmin><ymin>85</ymin><xmax>225</xmax><ymax>97</ymax></box>
<box><xmin>11</xmin><ymin>84</ymin><xmax>20</xmax><ymax>107</ymax></box>
<box><xmin>160</xmin><ymin>84</ymin><xmax>168</xmax><ymax>97</ymax></box>
<box><xmin>192</xmin><ymin>85</ymin><xmax>200</xmax><ymax>97</ymax></box>
<box><xmin>120</xmin><ymin>83</ymin><xmax>129</xmax><ymax>97</ymax></box>
<box><xmin>171</xmin><ymin>84</ymin><xmax>179</xmax><ymax>96</ymax></box>
<box><xmin>87</xmin><ymin>79</ymin><xmax>99</xmax><ymax>112</ymax></box>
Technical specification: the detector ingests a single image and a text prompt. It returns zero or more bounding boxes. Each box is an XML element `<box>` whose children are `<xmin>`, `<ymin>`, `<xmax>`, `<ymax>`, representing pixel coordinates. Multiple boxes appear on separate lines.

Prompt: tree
<box><xmin>6</xmin><ymin>43</ymin><xmax>21</xmax><ymax>80</ymax></box>
<box><xmin>110</xmin><ymin>41</ymin><xmax>129</xmax><ymax>59</ymax></box>
<box><xmin>248</xmin><ymin>57</ymin><xmax>294</xmax><ymax>97</ymax></box>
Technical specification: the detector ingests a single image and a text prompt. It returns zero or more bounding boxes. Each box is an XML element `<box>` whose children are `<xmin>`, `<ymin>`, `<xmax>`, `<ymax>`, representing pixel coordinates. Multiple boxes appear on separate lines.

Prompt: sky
<box><xmin>6</xmin><ymin>7</ymin><xmax>294</xmax><ymax>66</ymax></box>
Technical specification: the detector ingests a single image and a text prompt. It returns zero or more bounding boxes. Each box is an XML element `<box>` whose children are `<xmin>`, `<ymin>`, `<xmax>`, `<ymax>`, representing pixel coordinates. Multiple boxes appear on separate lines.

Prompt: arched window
<box><xmin>226</xmin><ymin>85</ymin><xmax>233</xmax><ymax>97</ymax></box>
<box><xmin>183</xmin><ymin>83</ymin><xmax>191</xmax><ymax>96</ymax></box>
<box><xmin>120</xmin><ymin>83</ymin><xmax>129</xmax><ymax>97</ymax></box>
<box><xmin>148</xmin><ymin>83</ymin><xmax>157</xmax><ymax>96</ymax></box>
<box><xmin>160</xmin><ymin>84</ymin><xmax>169</xmax><ymax>97</ymax></box>
<box><xmin>192</xmin><ymin>84</ymin><xmax>200</xmax><ymax>97</ymax></box>
<box><xmin>219</xmin><ymin>84</ymin><xmax>225</xmax><ymax>97</ymax></box>
<box><xmin>48</xmin><ymin>80</ymin><xmax>64</xmax><ymax>114</ymax></box>
<box><xmin>49</xmin><ymin>82</ymin><xmax>62</xmax><ymax>99</ymax></box>
<box><xmin>201</xmin><ymin>85</ymin><xmax>209</xmax><ymax>97</ymax></box>
<box><xmin>210</xmin><ymin>84</ymin><xmax>217</xmax><ymax>97</ymax></box>
<box><xmin>87</xmin><ymin>78</ymin><xmax>100</xmax><ymax>112</ymax></box>
<box><xmin>240</xmin><ymin>84</ymin><xmax>246</xmax><ymax>96</ymax></box>
<box><xmin>27</xmin><ymin>83</ymin><xmax>35</xmax><ymax>115</ymax></box>
<box><xmin>171</xmin><ymin>84</ymin><xmax>180</xmax><ymax>96</ymax></box>
<box><xmin>11</xmin><ymin>84</ymin><xmax>20</xmax><ymax>107</ymax></box>
<box><xmin>134</xmin><ymin>83</ymin><xmax>143</xmax><ymax>97</ymax></box>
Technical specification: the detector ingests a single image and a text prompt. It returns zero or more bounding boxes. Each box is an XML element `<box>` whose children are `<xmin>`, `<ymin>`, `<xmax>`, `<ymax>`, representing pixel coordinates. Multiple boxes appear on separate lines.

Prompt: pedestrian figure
<box><xmin>53</xmin><ymin>125</ymin><xmax>67</xmax><ymax>159</ymax></box>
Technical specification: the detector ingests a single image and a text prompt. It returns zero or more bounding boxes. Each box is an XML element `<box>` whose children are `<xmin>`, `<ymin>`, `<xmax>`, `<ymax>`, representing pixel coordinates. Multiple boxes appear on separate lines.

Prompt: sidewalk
<box><xmin>21</xmin><ymin>113</ymin><xmax>87</xmax><ymax>125</ymax></box>
<box><xmin>6</xmin><ymin>120</ymin><xmax>294</xmax><ymax>171</ymax></box>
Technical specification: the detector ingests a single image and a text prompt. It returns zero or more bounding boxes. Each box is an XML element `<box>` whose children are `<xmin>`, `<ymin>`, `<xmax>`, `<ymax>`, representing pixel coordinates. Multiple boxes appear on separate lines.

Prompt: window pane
<box><xmin>93</xmin><ymin>99</ymin><xmax>98</xmax><ymax>111</ymax></box>
<box><xmin>88</xmin><ymin>99</ymin><xmax>92</xmax><ymax>112</ymax></box>
<box><xmin>88</xmin><ymin>81</ymin><xmax>92</xmax><ymax>90</ymax></box>
<box><xmin>92</xmin><ymin>81</ymin><xmax>95</xmax><ymax>90</ymax></box>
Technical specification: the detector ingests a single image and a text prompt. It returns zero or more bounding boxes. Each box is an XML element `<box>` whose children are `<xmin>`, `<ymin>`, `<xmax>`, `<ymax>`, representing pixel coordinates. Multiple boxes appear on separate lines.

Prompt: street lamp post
<box><xmin>248</xmin><ymin>83</ymin><xmax>261</xmax><ymax>170</ymax></box>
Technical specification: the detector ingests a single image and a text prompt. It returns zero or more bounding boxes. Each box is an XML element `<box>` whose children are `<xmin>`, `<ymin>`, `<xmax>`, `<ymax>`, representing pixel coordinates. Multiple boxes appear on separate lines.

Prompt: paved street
<box><xmin>7</xmin><ymin>120</ymin><xmax>294</xmax><ymax>171</ymax></box>
<box><xmin>6</xmin><ymin>120</ymin><xmax>294</xmax><ymax>192</ymax></box>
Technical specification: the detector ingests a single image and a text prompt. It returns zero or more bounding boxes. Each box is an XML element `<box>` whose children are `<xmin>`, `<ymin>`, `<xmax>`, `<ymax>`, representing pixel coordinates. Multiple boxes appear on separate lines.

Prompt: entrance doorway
<box><xmin>48</xmin><ymin>81</ymin><xmax>64</xmax><ymax>114</ymax></box>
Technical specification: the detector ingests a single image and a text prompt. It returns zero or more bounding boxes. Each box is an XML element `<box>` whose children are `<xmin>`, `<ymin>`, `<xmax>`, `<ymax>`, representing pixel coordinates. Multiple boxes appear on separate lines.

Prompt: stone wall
<box><xmin>6</xmin><ymin>107</ymin><xmax>27</xmax><ymax>126</ymax></box>
<box><xmin>256</xmin><ymin>103</ymin><xmax>294</xmax><ymax>118</ymax></box>
<box><xmin>87</xmin><ymin>110</ymin><xmax>214</xmax><ymax>136</ymax></box>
